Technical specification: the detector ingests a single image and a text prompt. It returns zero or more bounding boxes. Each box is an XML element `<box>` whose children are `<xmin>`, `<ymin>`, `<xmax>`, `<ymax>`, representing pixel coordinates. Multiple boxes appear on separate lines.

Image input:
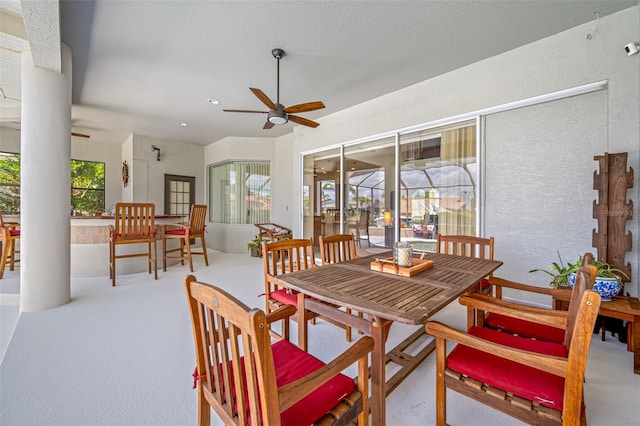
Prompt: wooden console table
<box><xmin>554</xmin><ymin>294</ymin><xmax>640</xmax><ymax>374</ymax></box>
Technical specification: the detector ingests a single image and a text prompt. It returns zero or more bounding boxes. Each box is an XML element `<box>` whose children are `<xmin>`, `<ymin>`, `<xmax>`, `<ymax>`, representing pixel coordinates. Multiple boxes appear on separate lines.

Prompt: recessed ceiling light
<box><xmin>177</xmin><ymin>121</ymin><xmax>187</xmax><ymax>127</ymax></box>
<box><xmin>207</xmin><ymin>98</ymin><xmax>219</xmax><ymax>104</ymax></box>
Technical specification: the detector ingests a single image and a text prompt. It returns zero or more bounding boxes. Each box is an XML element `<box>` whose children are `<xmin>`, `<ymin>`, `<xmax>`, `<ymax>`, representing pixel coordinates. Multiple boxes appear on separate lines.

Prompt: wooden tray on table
<box><xmin>370</xmin><ymin>257</ymin><xmax>434</xmax><ymax>277</ymax></box>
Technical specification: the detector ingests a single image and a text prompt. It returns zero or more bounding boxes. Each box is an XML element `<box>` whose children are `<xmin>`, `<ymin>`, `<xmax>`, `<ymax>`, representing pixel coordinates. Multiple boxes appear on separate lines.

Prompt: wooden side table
<box><xmin>254</xmin><ymin>223</ymin><xmax>292</xmax><ymax>243</ymax></box>
<box><xmin>554</xmin><ymin>295</ymin><xmax>640</xmax><ymax>374</ymax></box>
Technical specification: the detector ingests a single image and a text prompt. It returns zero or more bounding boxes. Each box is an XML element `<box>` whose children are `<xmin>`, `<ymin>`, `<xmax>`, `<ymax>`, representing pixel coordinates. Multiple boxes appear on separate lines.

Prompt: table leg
<box><xmin>370</xmin><ymin>317</ymin><xmax>392</xmax><ymax>426</ymax></box>
<box><xmin>297</xmin><ymin>292</ymin><xmax>308</xmax><ymax>352</ymax></box>
<box><xmin>632</xmin><ymin>316</ymin><xmax>639</xmax><ymax>374</ymax></box>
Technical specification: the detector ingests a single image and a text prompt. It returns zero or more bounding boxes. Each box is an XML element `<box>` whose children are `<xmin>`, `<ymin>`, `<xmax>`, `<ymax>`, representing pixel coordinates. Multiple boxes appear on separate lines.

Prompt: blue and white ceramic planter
<box><xmin>568</xmin><ymin>272</ymin><xmax>621</xmax><ymax>301</ymax></box>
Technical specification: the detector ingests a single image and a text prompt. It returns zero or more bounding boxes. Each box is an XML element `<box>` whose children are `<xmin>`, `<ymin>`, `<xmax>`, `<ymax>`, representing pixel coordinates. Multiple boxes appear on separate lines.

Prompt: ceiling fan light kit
<box><xmin>268</xmin><ymin>106</ymin><xmax>288</xmax><ymax>125</ymax></box>
<box><xmin>223</xmin><ymin>48</ymin><xmax>325</xmax><ymax>129</ymax></box>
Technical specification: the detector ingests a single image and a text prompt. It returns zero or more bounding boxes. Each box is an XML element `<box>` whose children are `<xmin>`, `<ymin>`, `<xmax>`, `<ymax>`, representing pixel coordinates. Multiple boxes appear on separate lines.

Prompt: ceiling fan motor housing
<box><xmin>268</xmin><ymin>104</ymin><xmax>288</xmax><ymax>124</ymax></box>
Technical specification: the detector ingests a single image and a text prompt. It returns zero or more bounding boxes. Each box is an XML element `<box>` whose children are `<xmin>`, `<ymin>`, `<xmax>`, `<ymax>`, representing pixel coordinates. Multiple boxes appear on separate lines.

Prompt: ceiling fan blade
<box><xmin>288</xmin><ymin>115</ymin><xmax>320</xmax><ymax>128</ymax></box>
<box><xmin>285</xmin><ymin>101</ymin><xmax>325</xmax><ymax>114</ymax></box>
<box><xmin>250</xmin><ymin>87</ymin><xmax>276</xmax><ymax>110</ymax></box>
<box><xmin>263</xmin><ymin>120</ymin><xmax>275</xmax><ymax>130</ymax></box>
<box><xmin>71</xmin><ymin>132</ymin><xmax>90</xmax><ymax>138</ymax></box>
<box><xmin>222</xmin><ymin>109</ymin><xmax>268</xmax><ymax>114</ymax></box>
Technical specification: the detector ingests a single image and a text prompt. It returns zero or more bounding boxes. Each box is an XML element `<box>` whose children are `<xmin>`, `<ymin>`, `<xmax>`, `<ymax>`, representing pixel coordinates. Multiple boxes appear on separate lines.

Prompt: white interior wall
<box><xmin>131</xmin><ymin>134</ymin><xmax>205</xmax><ymax>213</ymax></box>
<box><xmin>285</xmin><ymin>6</ymin><xmax>639</xmax><ymax>297</ymax></box>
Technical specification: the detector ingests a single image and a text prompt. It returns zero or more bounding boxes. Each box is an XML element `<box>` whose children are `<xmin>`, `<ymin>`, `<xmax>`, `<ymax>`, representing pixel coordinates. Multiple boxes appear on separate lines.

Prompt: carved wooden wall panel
<box><xmin>592</xmin><ymin>152</ymin><xmax>633</xmax><ymax>286</ymax></box>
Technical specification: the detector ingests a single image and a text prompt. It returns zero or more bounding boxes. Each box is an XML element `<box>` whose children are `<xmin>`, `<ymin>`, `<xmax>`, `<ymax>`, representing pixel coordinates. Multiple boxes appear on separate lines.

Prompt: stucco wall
<box><xmin>130</xmin><ymin>134</ymin><xmax>206</xmax><ymax>213</ymax></box>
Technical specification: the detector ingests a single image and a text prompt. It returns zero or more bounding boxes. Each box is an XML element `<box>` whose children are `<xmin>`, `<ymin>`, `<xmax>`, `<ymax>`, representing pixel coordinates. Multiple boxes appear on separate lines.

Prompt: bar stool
<box><xmin>0</xmin><ymin>213</ymin><xmax>20</xmax><ymax>279</ymax></box>
<box><xmin>161</xmin><ymin>204</ymin><xmax>209</xmax><ymax>272</ymax></box>
<box><xmin>109</xmin><ymin>203</ymin><xmax>157</xmax><ymax>286</ymax></box>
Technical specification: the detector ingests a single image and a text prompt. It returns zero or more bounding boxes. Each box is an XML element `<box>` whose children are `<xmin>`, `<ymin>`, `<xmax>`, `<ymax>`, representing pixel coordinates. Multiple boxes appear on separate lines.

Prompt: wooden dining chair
<box><xmin>109</xmin><ymin>202</ymin><xmax>157</xmax><ymax>286</ymax></box>
<box><xmin>319</xmin><ymin>233</ymin><xmax>358</xmax><ymax>264</ymax></box>
<box><xmin>319</xmin><ymin>233</ymin><xmax>362</xmax><ymax>341</ymax></box>
<box><xmin>185</xmin><ymin>275</ymin><xmax>373</xmax><ymax>426</ymax></box>
<box><xmin>434</xmin><ymin>234</ymin><xmax>495</xmax><ymax>328</ymax></box>
<box><xmin>262</xmin><ymin>238</ymin><xmax>319</xmax><ymax>341</ymax></box>
<box><xmin>425</xmin><ymin>266</ymin><xmax>601</xmax><ymax>426</ymax></box>
<box><xmin>465</xmin><ymin>253</ymin><xmax>596</xmax><ymax>344</ymax></box>
<box><xmin>161</xmin><ymin>204</ymin><xmax>208</xmax><ymax>272</ymax></box>
<box><xmin>0</xmin><ymin>213</ymin><xmax>20</xmax><ymax>279</ymax></box>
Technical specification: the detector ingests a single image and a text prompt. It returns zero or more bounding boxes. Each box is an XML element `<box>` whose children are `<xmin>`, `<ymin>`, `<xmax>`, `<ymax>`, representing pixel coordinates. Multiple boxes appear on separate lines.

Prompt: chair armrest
<box><xmin>425</xmin><ymin>321</ymin><xmax>567</xmax><ymax>377</ymax></box>
<box><xmin>460</xmin><ymin>294</ymin><xmax>567</xmax><ymax>328</ymax></box>
<box><xmin>488</xmin><ymin>276</ymin><xmax>555</xmax><ymax>296</ymax></box>
<box><xmin>550</xmin><ymin>289</ymin><xmax>573</xmax><ymax>302</ymax></box>
<box><xmin>266</xmin><ymin>304</ymin><xmax>297</xmax><ymax>324</ymax></box>
<box><xmin>278</xmin><ymin>336</ymin><xmax>375</xmax><ymax>411</ymax></box>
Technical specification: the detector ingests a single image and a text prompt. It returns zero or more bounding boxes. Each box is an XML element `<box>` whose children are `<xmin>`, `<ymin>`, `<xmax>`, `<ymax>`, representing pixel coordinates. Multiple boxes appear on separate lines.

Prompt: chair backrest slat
<box><xmin>437</xmin><ymin>234</ymin><xmax>494</xmax><ymax>260</ymax></box>
<box><xmin>319</xmin><ymin>234</ymin><xmax>358</xmax><ymax>264</ymax></box>
<box><xmin>564</xmin><ymin>254</ymin><xmax>596</xmax><ymax>348</ymax></box>
<box><xmin>262</xmin><ymin>238</ymin><xmax>315</xmax><ymax>277</ymax></box>
<box><xmin>189</xmin><ymin>204</ymin><xmax>207</xmax><ymax>234</ymax></box>
<box><xmin>113</xmin><ymin>203</ymin><xmax>155</xmax><ymax>237</ymax></box>
<box><xmin>187</xmin><ymin>276</ymin><xmax>276</xmax><ymax>425</ymax></box>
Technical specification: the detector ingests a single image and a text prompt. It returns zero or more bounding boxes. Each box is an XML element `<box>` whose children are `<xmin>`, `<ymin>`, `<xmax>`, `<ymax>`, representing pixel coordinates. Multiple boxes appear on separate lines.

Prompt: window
<box><xmin>208</xmin><ymin>161</ymin><xmax>270</xmax><ymax>224</ymax></box>
<box><xmin>0</xmin><ymin>152</ymin><xmax>105</xmax><ymax>215</ymax></box>
<box><xmin>70</xmin><ymin>159</ymin><xmax>106</xmax><ymax>215</ymax></box>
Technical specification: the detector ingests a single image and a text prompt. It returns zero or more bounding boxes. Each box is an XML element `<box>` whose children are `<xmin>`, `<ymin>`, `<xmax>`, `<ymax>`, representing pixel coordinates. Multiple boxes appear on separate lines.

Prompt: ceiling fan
<box><xmin>223</xmin><ymin>48</ymin><xmax>325</xmax><ymax>129</ymax></box>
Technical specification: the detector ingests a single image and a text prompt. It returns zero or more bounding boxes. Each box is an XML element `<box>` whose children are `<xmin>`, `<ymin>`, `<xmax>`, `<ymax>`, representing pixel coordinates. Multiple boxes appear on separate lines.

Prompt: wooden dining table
<box><xmin>274</xmin><ymin>251</ymin><xmax>503</xmax><ymax>426</ymax></box>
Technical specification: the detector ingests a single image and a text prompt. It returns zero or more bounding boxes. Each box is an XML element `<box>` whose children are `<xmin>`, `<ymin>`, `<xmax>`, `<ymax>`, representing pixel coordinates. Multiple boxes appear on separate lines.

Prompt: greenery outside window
<box><xmin>0</xmin><ymin>152</ymin><xmax>105</xmax><ymax>216</ymax></box>
<box><xmin>71</xmin><ymin>159</ymin><xmax>105</xmax><ymax>216</ymax></box>
<box><xmin>0</xmin><ymin>152</ymin><xmax>20</xmax><ymax>214</ymax></box>
<box><xmin>209</xmin><ymin>161</ymin><xmax>270</xmax><ymax>224</ymax></box>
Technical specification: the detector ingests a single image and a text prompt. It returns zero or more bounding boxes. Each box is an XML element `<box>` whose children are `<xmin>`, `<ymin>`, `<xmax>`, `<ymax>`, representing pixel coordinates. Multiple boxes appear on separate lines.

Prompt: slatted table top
<box><xmin>277</xmin><ymin>251</ymin><xmax>503</xmax><ymax>324</ymax></box>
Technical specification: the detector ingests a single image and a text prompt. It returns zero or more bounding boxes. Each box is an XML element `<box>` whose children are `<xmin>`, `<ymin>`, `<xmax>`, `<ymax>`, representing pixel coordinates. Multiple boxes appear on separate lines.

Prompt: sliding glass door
<box><xmin>302</xmin><ymin>119</ymin><xmax>478</xmax><ymax>252</ymax></box>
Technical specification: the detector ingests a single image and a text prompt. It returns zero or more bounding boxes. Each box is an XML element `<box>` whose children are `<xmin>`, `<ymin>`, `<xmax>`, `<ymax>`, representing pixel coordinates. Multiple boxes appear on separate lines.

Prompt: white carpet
<box><xmin>1</xmin><ymin>251</ymin><xmax>638</xmax><ymax>425</ymax></box>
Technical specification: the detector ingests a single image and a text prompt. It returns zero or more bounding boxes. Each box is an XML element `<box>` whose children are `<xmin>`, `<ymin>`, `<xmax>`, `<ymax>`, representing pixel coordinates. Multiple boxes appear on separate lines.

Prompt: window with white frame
<box><xmin>208</xmin><ymin>161</ymin><xmax>270</xmax><ymax>224</ymax></box>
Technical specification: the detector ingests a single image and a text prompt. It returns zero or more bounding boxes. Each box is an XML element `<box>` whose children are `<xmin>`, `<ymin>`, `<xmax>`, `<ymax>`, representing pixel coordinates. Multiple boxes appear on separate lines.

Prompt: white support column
<box><xmin>19</xmin><ymin>44</ymin><xmax>72</xmax><ymax>311</ymax></box>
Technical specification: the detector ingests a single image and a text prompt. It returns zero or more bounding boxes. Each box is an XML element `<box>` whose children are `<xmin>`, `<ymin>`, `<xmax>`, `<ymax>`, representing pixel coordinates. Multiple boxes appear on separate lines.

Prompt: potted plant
<box><xmin>531</xmin><ymin>253</ymin><xmax>629</xmax><ymax>301</ymax></box>
<box><xmin>567</xmin><ymin>257</ymin><xmax>629</xmax><ymax>301</ymax></box>
<box><xmin>247</xmin><ymin>235</ymin><xmax>262</xmax><ymax>257</ymax></box>
<box><xmin>529</xmin><ymin>252</ymin><xmax>580</xmax><ymax>289</ymax></box>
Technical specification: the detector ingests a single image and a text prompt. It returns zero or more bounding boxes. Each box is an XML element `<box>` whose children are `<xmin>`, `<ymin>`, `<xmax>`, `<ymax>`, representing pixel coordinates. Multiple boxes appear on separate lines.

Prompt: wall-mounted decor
<box><xmin>122</xmin><ymin>161</ymin><xmax>129</xmax><ymax>187</ymax></box>
<box><xmin>592</xmin><ymin>152</ymin><xmax>633</xmax><ymax>289</ymax></box>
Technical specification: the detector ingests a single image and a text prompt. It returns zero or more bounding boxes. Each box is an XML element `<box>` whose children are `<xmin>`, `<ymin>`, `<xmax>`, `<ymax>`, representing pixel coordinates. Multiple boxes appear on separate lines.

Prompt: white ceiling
<box><xmin>1</xmin><ymin>0</ymin><xmax>637</xmax><ymax>145</ymax></box>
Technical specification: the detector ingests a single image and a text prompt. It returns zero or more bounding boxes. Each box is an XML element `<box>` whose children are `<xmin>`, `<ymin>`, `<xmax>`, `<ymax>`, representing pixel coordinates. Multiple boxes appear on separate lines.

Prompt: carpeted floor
<box><xmin>1</xmin><ymin>250</ymin><xmax>638</xmax><ymax>425</ymax></box>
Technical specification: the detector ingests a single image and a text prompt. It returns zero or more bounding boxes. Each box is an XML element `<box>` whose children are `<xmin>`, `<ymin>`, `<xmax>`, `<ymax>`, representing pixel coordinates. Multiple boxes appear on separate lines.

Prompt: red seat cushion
<box><xmin>165</xmin><ymin>229</ymin><xmax>186</xmax><ymax>236</ymax></box>
<box><xmin>9</xmin><ymin>230</ymin><xmax>20</xmax><ymax>237</ymax></box>
<box><xmin>270</xmin><ymin>288</ymin><xmax>298</xmax><ymax>305</ymax></box>
<box><xmin>447</xmin><ymin>326</ymin><xmax>569</xmax><ymax>411</ymax></box>
<box><xmin>272</xmin><ymin>340</ymin><xmax>355</xmax><ymax>425</ymax></box>
<box><xmin>479</xmin><ymin>278</ymin><xmax>490</xmax><ymax>290</ymax></box>
<box><xmin>485</xmin><ymin>313</ymin><xmax>565</xmax><ymax>343</ymax></box>
<box><xmin>210</xmin><ymin>339</ymin><xmax>355</xmax><ymax>425</ymax></box>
